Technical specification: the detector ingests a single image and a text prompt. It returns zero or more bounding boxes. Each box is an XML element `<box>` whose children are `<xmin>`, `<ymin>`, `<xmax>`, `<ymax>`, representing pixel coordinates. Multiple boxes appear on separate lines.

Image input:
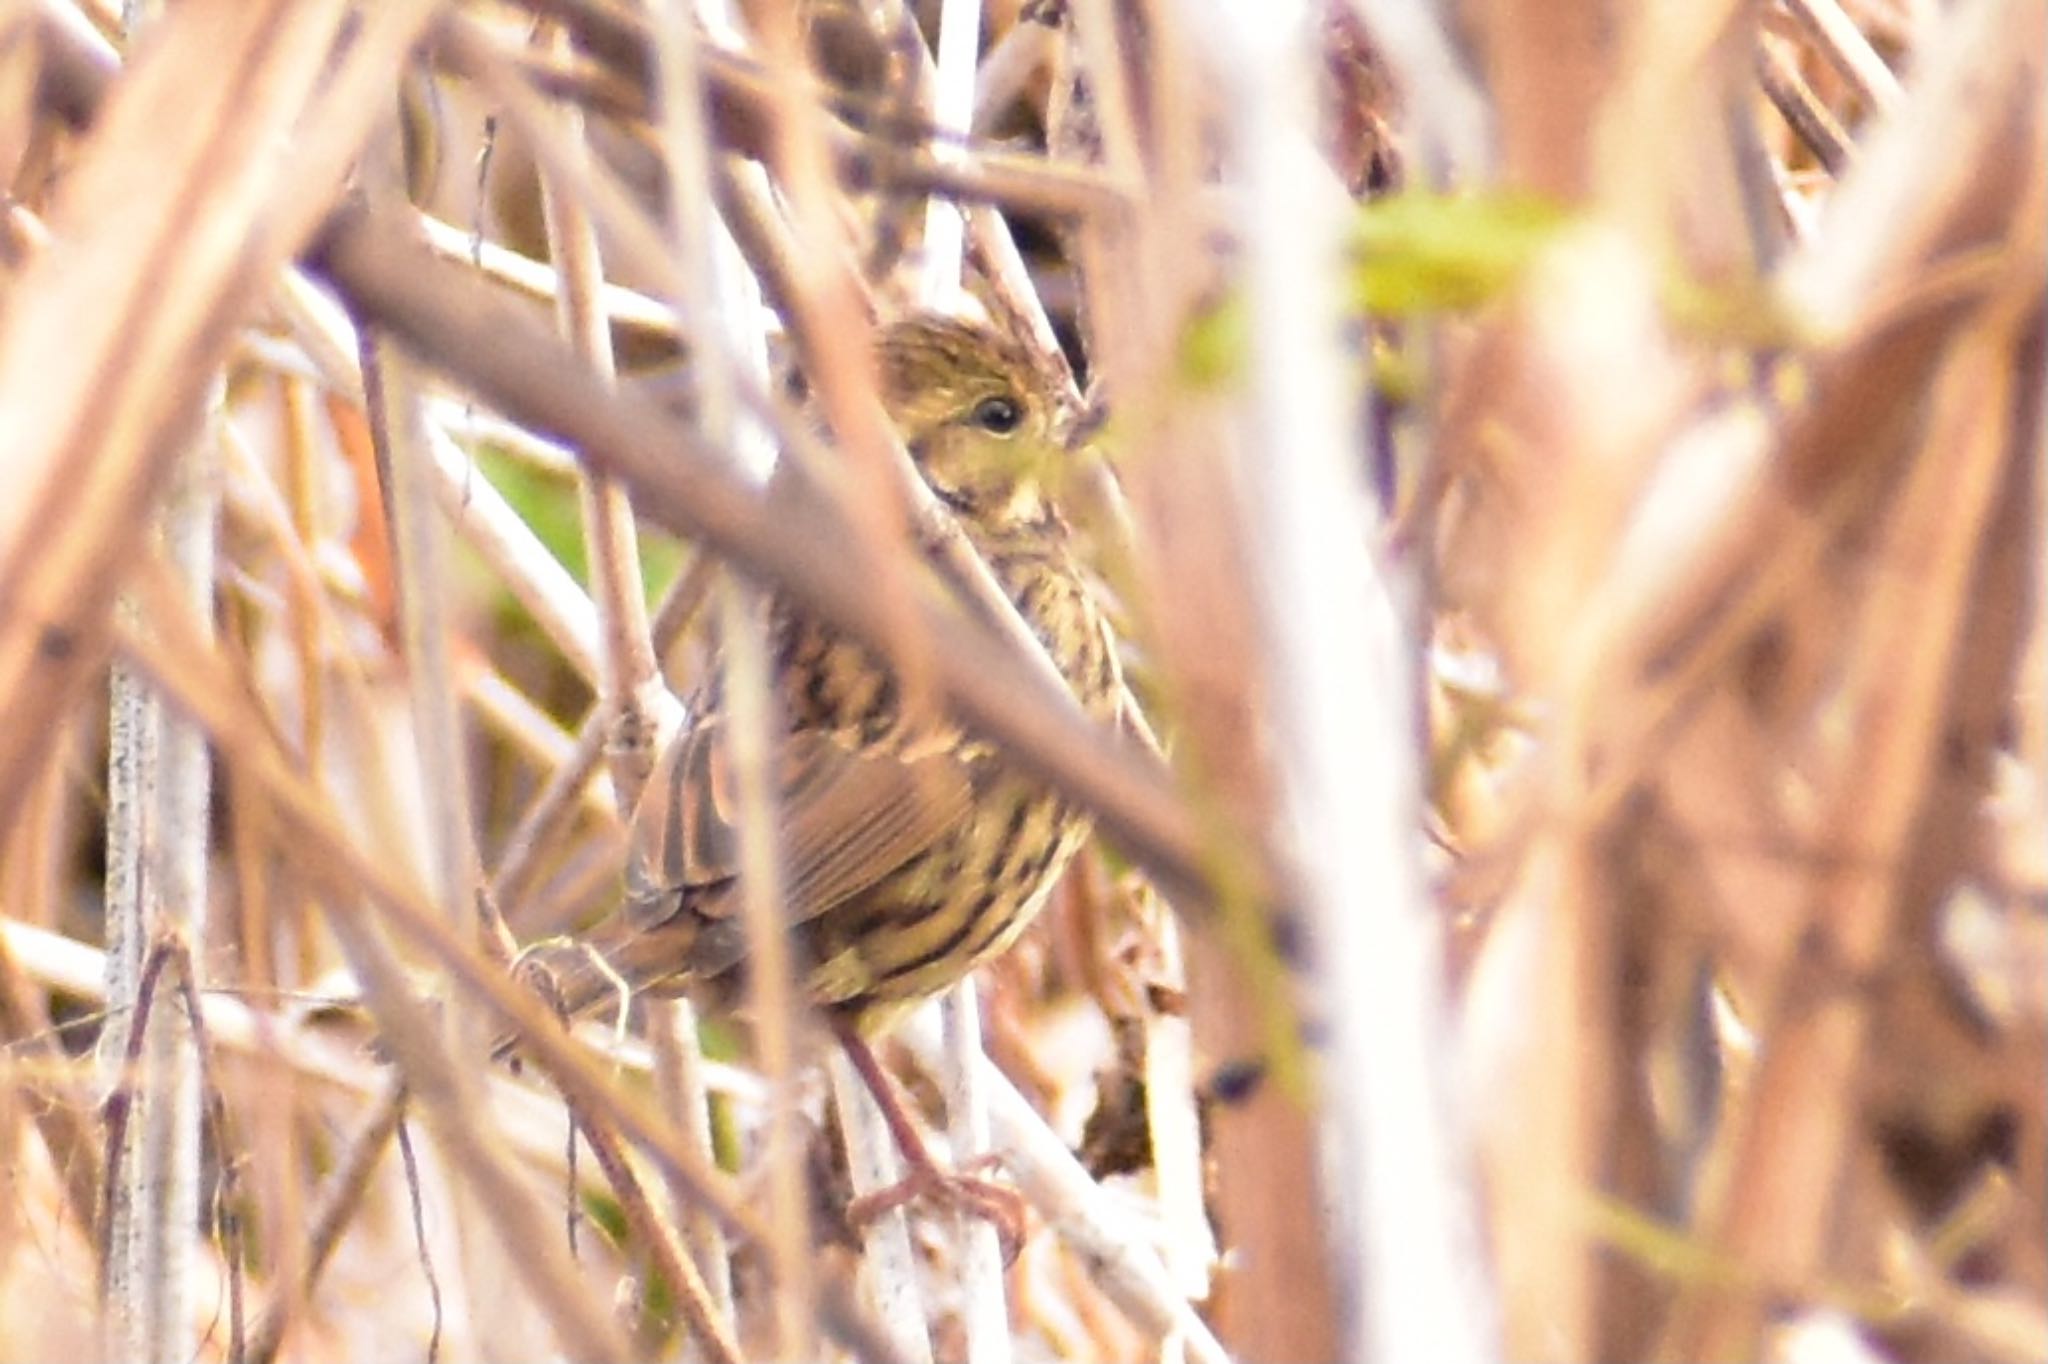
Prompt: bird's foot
<box><xmin>847</xmin><ymin>1152</ymin><xmax>1027</xmax><ymax>1264</ymax></box>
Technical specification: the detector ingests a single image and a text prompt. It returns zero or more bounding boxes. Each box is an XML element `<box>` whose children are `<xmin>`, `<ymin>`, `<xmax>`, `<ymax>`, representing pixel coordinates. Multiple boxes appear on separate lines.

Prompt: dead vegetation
<box><xmin>0</xmin><ymin>0</ymin><xmax>2038</xmax><ymax>1361</ymax></box>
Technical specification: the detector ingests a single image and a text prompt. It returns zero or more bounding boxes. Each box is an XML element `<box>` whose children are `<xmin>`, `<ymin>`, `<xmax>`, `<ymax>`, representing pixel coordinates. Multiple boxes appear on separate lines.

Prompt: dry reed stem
<box><xmin>0</xmin><ymin>0</ymin><xmax>434</xmax><ymax>917</ymax></box>
<box><xmin>489</xmin><ymin>558</ymin><xmax>716</xmax><ymax>919</ymax></box>
<box><xmin>893</xmin><ymin>1006</ymin><xmax>1231</xmax><ymax>1364</ymax></box>
<box><xmin>1438</xmin><ymin>3</ymin><xmax>2043</xmax><ymax>1360</ymax></box>
<box><xmin>273</xmin><ymin>272</ymin><xmax>613</xmax><ymax>684</ymax></box>
<box><xmin>732</xmin><ymin>33</ymin><xmax>918</xmax><ymax>1341</ymax></box>
<box><xmin>310</xmin><ymin>197</ymin><xmax>1235</xmax><ymax>915</ymax></box>
<box><xmin>1781</xmin><ymin>0</ymin><xmax>1904</xmax><ymax>112</ymax></box>
<box><xmin>241</xmin><ymin>1078</ymin><xmax>407</xmax><ymax>1364</ymax></box>
<box><xmin>560</xmin><ymin>1088</ymin><xmax>746</xmax><ymax>1364</ymax></box>
<box><xmin>917</xmin><ymin>1</ymin><xmax>1013</xmax><ymax>1353</ymax></box>
<box><xmin>534</xmin><ymin>21</ymin><xmax>670</xmax><ymax>809</ymax></box>
<box><xmin>651</xmin><ymin>3</ymin><xmax>809</xmax><ymax>1348</ymax></box>
<box><xmin>112</xmin><ymin>555</ymin><xmax>912</xmax><ymax>1360</ymax></box>
<box><xmin>1663</xmin><ymin>247</ymin><xmax>2045</xmax><ymax>1364</ymax></box>
<box><xmin>1757</xmin><ymin>33</ymin><xmax>1854</xmax><ymax>176</ymax></box>
<box><xmin>358</xmin><ymin>108</ymin><xmax>569</xmax><ymax>1356</ymax></box>
<box><xmin>2</xmin><ymin>1</ymin><xmax>2034</xmax><ymax>1359</ymax></box>
<box><xmin>416</xmin><ymin>207</ymin><xmax>678</xmax><ymax>343</ymax></box>
<box><xmin>0</xmin><ymin>900</ymin><xmax>100</xmax><ymax>1239</ymax></box>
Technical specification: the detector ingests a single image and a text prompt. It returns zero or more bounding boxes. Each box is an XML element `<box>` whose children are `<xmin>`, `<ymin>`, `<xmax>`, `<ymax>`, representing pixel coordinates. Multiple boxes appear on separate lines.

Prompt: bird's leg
<box><xmin>832</xmin><ymin>1018</ymin><xmax>1027</xmax><ymax>1261</ymax></box>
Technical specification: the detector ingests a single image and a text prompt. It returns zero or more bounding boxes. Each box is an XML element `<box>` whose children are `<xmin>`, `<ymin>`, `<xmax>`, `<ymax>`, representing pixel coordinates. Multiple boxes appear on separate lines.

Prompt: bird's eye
<box><xmin>969</xmin><ymin>395</ymin><xmax>1023</xmax><ymax>434</ymax></box>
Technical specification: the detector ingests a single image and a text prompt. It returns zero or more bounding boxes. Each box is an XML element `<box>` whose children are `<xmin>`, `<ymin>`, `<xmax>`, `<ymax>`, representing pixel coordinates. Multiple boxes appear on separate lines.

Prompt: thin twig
<box><xmin>894</xmin><ymin>1008</ymin><xmax>1230</xmax><ymax>1364</ymax></box>
<box><xmin>97</xmin><ymin>933</ymin><xmax>178</xmax><ymax>1298</ymax></box>
<box><xmin>1779</xmin><ymin>0</ymin><xmax>1903</xmax><ymax>114</ymax></box>
<box><xmin>917</xmin><ymin>1</ymin><xmax>1013</xmax><ymax>1354</ymax></box>
<box><xmin>0</xmin><ymin>897</ymin><xmax>102</xmax><ymax>1237</ymax></box>
<box><xmin>361</xmin><ymin>101</ymin><xmax>613</xmax><ymax>1349</ymax></box>
<box><xmin>163</xmin><ymin>948</ymin><xmax>243</xmax><ymax>1364</ymax></box>
<box><xmin>535</xmin><ymin>19</ymin><xmax>673</xmax><ymax>814</ymax></box>
<box><xmin>828</xmin><ymin>1047</ymin><xmax>936</xmax><ymax>1364</ymax></box>
<box><xmin>114</xmin><ymin>556</ymin><xmax>913</xmax><ymax>1364</ymax></box>
<box><xmin>416</xmin><ymin>208</ymin><xmax>678</xmax><ymax>343</ymax></box>
<box><xmin>718</xmin><ymin>575</ymin><xmax>818</xmax><ymax>1355</ymax></box>
<box><xmin>309</xmin><ymin>200</ymin><xmax>1246</xmax><ymax>918</ymax></box>
<box><xmin>392</xmin><ymin>1119</ymin><xmax>446</xmax><ymax>1364</ymax></box>
<box><xmin>475</xmin><ymin>3</ymin><xmax>1128</xmax><ymax>220</ymax></box>
<box><xmin>488</xmin><ymin>555</ymin><xmax>718</xmax><ymax>918</ymax></box>
<box><xmin>1756</xmin><ymin>34</ymin><xmax>1854</xmax><ymax>176</ymax></box>
<box><xmin>650</xmin><ymin>0</ymin><xmax>785</xmax><ymax>1346</ymax></box>
<box><xmin>565</xmin><ymin>1095</ymin><xmax>746</xmax><ymax>1364</ymax></box>
<box><xmin>279</xmin><ymin>268</ymin><xmax>609</xmax><ymax>685</ymax></box>
<box><xmin>645</xmin><ymin>998</ymin><xmax>737</xmax><ymax>1329</ymax></box>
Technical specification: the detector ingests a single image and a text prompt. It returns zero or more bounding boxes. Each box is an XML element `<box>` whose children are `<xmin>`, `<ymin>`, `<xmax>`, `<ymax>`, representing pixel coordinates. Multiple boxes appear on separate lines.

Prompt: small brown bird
<box><xmin>531</xmin><ymin>312</ymin><xmax>1121</xmax><ymax>1075</ymax></box>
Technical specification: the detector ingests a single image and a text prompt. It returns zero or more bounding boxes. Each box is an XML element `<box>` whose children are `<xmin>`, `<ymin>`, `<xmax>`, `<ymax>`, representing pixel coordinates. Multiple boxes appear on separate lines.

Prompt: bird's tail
<box><xmin>489</xmin><ymin>911</ymin><xmax>698</xmax><ymax>1063</ymax></box>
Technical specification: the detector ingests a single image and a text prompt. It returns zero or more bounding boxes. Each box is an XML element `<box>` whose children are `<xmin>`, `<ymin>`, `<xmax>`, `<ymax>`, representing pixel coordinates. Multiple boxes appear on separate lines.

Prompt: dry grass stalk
<box><xmin>0</xmin><ymin>1</ymin><xmax>2039</xmax><ymax>1361</ymax></box>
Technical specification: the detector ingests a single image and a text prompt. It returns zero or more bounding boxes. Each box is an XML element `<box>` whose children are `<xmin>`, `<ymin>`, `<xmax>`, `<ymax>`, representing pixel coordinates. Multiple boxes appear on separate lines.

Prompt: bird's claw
<box><xmin>846</xmin><ymin>1154</ymin><xmax>1028</xmax><ymax>1265</ymax></box>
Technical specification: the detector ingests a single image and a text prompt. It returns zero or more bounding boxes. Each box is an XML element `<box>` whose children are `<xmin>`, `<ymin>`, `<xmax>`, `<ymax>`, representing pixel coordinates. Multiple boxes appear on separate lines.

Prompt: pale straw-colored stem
<box><xmin>416</xmin><ymin>208</ymin><xmax>677</xmax><ymax>341</ymax></box>
<box><xmin>1200</xmin><ymin>1</ymin><xmax>1496</xmax><ymax>1359</ymax></box>
<box><xmin>894</xmin><ymin>1008</ymin><xmax>1230</xmax><ymax>1364</ymax></box>
<box><xmin>1781</xmin><ymin>0</ymin><xmax>1903</xmax><ymax>114</ymax></box>
<box><xmin>654</xmin><ymin>0</ymin><xmax>799</xmax><ymax>1349</ymax></box>
<box><xmin>917</xmin><ymin>0</ymin><xmax>1014</xmax><ymax>1354</ymax></box>
<box><xmin>535</xmin><ymin>23</ymin><xmax>672</xmax><ymax>809</ymax></box>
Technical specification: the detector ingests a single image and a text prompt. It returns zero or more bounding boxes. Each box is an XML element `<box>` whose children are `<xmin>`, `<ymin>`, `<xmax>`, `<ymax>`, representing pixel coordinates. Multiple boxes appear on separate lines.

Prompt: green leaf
<box><xmin>579</xmin><ymin>1189</ymin><xmax>629</xmax><ymax>1245</ymax></box>
<box><xmin>478</xmin><ymin>444</ymin><xmax>588</xmax><ymax>580</ymax></box>
<box><xmin>1176</xmin><ymin>295</ymin><xmax>1248</xmax><ymax>389</ymax></box>
<box><xmin>472</xmin><ymin>442</ymin><xmax>688</xmax><ymax>623</ymax></box>
<box><xmin>1349</xmin><ymin>190</ymin><xmax>1573</xmax><ymax>316</ymax></box>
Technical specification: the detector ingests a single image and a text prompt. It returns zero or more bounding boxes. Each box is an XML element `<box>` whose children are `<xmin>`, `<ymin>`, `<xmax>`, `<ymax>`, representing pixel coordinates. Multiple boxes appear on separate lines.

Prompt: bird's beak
<box><xmin>1064</xmin><ymin>396</ymin><xmax>1110</xmax><ymax>453</ymax></box>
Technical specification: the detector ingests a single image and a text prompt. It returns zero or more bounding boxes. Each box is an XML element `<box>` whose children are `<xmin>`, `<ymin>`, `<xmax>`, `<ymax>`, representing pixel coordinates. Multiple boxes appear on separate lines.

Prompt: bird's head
<box><xmin>875</xmin><ymin>314</ymin><xmax>1074</xmax><ymax>538</ymax></box>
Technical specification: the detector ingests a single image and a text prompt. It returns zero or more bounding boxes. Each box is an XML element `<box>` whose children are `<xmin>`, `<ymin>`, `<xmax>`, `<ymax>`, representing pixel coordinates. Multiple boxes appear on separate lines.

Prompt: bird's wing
<box><xmin>623</xmin><ymin>717</ymin><xmax>974</xmax><ymax>934</ymax></box>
